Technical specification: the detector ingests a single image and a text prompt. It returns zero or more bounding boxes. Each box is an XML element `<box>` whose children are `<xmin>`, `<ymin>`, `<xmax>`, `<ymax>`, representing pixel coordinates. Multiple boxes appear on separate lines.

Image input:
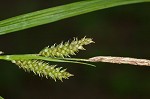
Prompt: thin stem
<box><xmin>0</xmin><ymin>54</ymin><xmax>94</xmax><ymax>67</ymax></box>
<box><xmin>89</xmin><ymin>56</ymin><xmax>150</xmax><ymax>66</ymax></box>
<box><xmin>56</xmin><ymin>57</ymin><xmax>89</xmax><ymax>62</ymax></box>
<box><xmin>1</xmin><ymin>54</ymin><xmax>150</xmax><ymax>66</ymax></box>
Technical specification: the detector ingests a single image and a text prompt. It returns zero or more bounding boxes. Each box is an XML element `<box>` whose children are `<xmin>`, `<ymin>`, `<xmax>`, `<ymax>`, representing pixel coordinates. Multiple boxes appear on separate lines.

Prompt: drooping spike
<box><xmin>12</xmin><ymin>60</ymin><xmax>73</xmax><ymax>81</ymax></box>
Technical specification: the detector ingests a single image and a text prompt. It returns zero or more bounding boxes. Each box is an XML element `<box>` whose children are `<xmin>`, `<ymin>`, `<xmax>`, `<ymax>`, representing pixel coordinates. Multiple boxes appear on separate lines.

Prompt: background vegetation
<box><xmin>0</xmin><ymin>0</ymin><xmax>150</xmax><ymax>99</ymax></box>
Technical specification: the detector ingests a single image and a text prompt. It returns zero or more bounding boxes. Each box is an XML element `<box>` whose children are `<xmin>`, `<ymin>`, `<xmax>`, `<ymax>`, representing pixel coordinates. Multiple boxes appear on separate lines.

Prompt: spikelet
<box><xmin>12</xmin><ymin>60</ymin><xmax>73</xmax><ymax>81</ymax></box>
<box><xmin>39</xmin><ymin>37</ymin><xmax>94</xmax><ymax>58</ymax></box>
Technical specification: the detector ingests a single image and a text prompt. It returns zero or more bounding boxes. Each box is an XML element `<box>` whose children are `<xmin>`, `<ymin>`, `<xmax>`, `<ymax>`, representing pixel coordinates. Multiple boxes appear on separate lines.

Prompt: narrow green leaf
<box><xmin>0</xmin><ymin>0</ymin><xmax>149</xmax><ymax>35</ymax></box>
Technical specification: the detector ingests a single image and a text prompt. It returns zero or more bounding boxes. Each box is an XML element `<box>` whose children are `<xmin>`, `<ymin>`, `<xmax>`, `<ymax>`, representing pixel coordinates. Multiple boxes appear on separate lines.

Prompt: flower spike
<box><xmin>11</xmin><ymin>37</ymin><xmax>94</xmax><ymax>81</ymax></box>
<box><xmin>39</xmin><ymin>37</ymin><xmax>94</xmax><ymax>58</ymax></box>
<box><xmin>12</xmin><ymin>60</ymin><xmax>73</xmax><ymax>81</ymax></box>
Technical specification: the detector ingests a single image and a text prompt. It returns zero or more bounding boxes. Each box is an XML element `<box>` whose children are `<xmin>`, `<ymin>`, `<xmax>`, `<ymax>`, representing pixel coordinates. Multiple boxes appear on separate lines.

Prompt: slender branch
<box><xmin>88</xmin><ymin>56</ymin><xmax>150</xmax><ymax>66</ymax></box>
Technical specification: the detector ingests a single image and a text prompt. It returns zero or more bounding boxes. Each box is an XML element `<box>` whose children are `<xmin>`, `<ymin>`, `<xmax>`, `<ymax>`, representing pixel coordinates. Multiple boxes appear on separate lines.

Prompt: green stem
<box><xmin>0</xmin><ymin>0</ymin><xmax>149</xmax><ymax>35</ymax></box>
<box><xmin>0</xmin><ymin>54</ymin><xmax>95</xmax><ymax>67</ymax></box>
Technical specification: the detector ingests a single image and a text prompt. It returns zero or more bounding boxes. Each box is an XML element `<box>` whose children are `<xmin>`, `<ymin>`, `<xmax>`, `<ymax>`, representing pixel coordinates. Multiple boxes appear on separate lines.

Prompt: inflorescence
<box><xmin>12</xmin><ymin>37</ymin><xmax>94</xmax><ymax>81</ymax></box>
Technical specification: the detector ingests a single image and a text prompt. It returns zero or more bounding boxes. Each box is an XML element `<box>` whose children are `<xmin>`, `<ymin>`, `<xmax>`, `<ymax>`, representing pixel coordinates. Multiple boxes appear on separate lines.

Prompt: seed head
<box><xmin>39</xmin><ymin>37</ymin><xmax>94</xmax><ymax>58</ymax></box>
<box><xmin>12</xmin><ymin>60</ymin><xmax>73</xmax><ymax>81</ymax></box>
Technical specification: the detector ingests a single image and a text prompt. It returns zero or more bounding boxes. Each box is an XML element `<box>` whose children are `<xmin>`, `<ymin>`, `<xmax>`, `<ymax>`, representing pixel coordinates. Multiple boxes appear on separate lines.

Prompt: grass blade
<box><xmin>0</xmin><ymin>0</ymin><xmax>149</xmax><ymax>35</ymax></box>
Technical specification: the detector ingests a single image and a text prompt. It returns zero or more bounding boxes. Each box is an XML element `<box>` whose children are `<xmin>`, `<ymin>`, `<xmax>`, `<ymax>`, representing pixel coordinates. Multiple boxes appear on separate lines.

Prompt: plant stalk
<box><xmin>89</xmin><ymin>56</ymin><xmax>150</xmax><ymax>66</ymax></box>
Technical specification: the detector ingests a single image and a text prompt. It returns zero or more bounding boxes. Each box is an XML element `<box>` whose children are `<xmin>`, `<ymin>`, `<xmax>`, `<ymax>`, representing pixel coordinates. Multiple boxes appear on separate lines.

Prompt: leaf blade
<box><xmin>0</xmin><ymin>0</ymin><xmax>149</xmax><ymax>35</ymax></box>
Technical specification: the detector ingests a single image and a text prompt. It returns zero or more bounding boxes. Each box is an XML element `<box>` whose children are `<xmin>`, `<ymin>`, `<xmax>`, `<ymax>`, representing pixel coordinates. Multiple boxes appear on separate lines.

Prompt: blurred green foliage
<box><xmin>0</xmin><ymin>96</ymin><xmax>4</xmax><ymax>99</ymax></box>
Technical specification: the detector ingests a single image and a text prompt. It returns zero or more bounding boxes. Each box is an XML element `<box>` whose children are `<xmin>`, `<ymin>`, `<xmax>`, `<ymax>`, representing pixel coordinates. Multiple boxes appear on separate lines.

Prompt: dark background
<box><xmin>0</xmin><ymin>0</ymin><xmax>150</xmax><ymax>99</ymax></box>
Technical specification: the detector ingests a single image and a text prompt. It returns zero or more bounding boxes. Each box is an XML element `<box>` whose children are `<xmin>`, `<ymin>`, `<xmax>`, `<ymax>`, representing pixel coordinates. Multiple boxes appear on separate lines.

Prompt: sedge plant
<box><xmin>0</xmin><ymin>0</ymin><xmax>149</xmax><ymax>81</ymax></box>
<box><xmin>1</xmin><ymin>0</ymin><xmax>150</xmax><ymax>98</ymax></box>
